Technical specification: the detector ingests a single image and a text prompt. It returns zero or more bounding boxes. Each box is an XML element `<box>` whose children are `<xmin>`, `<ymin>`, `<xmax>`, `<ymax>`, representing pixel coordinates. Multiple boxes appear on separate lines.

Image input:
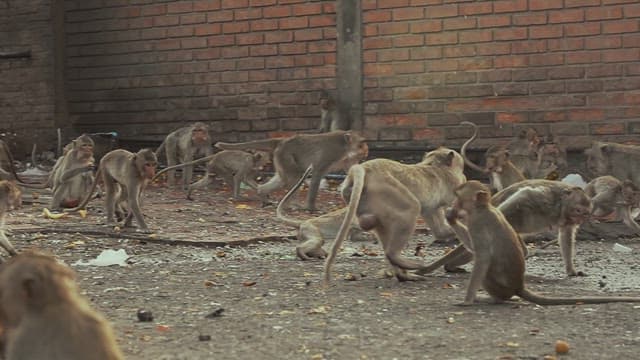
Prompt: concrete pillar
<box><xmin>336</xmin><ymin>0</ymin><xmax>362</xmax><ymax>131</ymax></box>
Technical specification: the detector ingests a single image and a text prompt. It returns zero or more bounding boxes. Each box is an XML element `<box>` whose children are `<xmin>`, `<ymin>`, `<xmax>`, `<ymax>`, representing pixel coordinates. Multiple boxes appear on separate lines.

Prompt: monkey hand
<box><xmin>445</xmin><ymin>207</ymin><xmax>459</xmax><ymax>225</ymax></box>
<box><xmin>86</xmin><ymin>164</ymin><xmax>97</xmax><ymax>171</ymax></box>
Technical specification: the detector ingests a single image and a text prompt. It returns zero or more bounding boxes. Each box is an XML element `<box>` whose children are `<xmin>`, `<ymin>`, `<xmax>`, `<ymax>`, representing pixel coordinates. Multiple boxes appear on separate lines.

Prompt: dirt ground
<box><xmin>5</xmin><ymin>179</ymin><xmax>640</xmax><ymax>360</ymax></box>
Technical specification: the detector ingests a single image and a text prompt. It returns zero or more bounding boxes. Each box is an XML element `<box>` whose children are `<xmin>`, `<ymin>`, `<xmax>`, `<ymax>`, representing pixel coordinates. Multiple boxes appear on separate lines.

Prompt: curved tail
<box><xmin>63</xmin><ymin>168</ymin><xmax>102</xmax><ymax>213</ymax></box>
<box><xmin>1</xmin><ymin>141</ymin><xmax>48</xmax><ymax>188</ymax></box>
<box><xmin>151</xmin><ymin>153</ymin><xmax>219</xmax><ymax>183</ymax></box>
<box><xmin>215</xmin><ymin>139</ymin><xmax>281</xmax><ymax>152</ymax></box>
<box><xmin>459</xmin><ymin>121</ymin><xmax>487</xmax><ymax>174</ymax></box>
<box><xmin>154</xmin><ymin>138</ymin><xmax>167</xmax><ymax>159</ymax></box>
<box><xmin>323</xmin><ymin>164</ymin><xmax>365</xmax><ymax>285</ymax></box>
<box><xmin>276</xmin><ymin>165</ymin><xmax>313</xmax><ymax>228</ymax></box>
<box><xmin>519</xmin><ymin>288</ymin><xmax>640</xmax><ymax>305</ymax></box>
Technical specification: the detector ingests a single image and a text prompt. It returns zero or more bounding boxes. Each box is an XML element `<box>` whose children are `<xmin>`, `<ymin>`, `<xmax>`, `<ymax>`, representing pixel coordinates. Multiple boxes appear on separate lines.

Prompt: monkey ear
<box><xmin>445</xmin><ymin>151</ymin><xmax>455</xmax><ymax>166</ymax></box>
<box><xmin>504</xmin><ymin>150</ymin><xmax>510</xmax><ymax>158</ymax></box>
<box><xmin>343</xmin><ymin>132</ymin><xmax>352</xmax><ymax>144</ymax></box>
<box><xmin>475</xmin><ymin>190</ymin><xmax>490</xmax><ymax>204</ymax></box>
<box><xmin>599</xmin><ymin>143</ymin><xmax>610</xmax><ymax>153</ymax></box>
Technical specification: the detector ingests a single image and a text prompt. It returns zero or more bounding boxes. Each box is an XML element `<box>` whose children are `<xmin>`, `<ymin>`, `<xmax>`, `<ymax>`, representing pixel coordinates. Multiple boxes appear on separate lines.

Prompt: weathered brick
<box><xmin>460</xmin><ymin>2</ymin><xmax>492</xmax><ymax>16</ymax></box>
<box><xmin>393</xmin><ymin>34</ymin><xmax>424</xmax><ymax>47</ymax></box>
<box><xmin>234</xmin><ymin>8</ymin><xmax>262</xmax><ymax>20</ymax></box>
<box><xmin>425</xmin><ymin>4</ymin><xmax>457</xmax><ymax>18</ymax></box>
<box><xmin>279</xmin><ymin>17</ymin><xmax>308</xmax><ymax>30</ymax></box>
<box><xmin>478</xmin><ymin>15</ymin><xmax>511</xmax><ymax>28</ymax></box>
<box><xmin>565</xmin><ymin>22</ymin><xmax>600</xmax><ymax>37</ymax></box>
<box><xmin>496</xmin><ymin>112</ymin><xmax>527</xmax><ymax>124</ymax></box>
<box><xmin>443</xmin><ymin>17</ymin><xmax>476</xmax><ymax>30</ymax></box>
<box><xmin>167</xmin><ymin>1</ymin><xmax>193</xmax><ymax>14</ymax></box>
<box><xmin>549</xmin><ymin>9</ymin><xmax>584</xmax><ymax>23</ymax></box>
<box><xmin>410</xmin><ymin>21</ymin><xmax>442</xmax><ymax>33</ymax></box>
<box><xmin>493</xmin><ymin>28</ymin><xmax>527</xmax><ymax>41</ymax></box>
<box><xmin>459</xmin><ymin>30</ymin><xmax>491</xmax><ymax>43</ymax></box>
<box><xmin>393</xmin><ymin>7</ymin><xmax>425</xmax><ymax>21</ymax></box>
<box><xmin>586</xmin><ymin>6</ymin><xmax>623</xmax><ymax>20</ymax></box>
<box><xmin>591</xmin><ymin>122</ymin><xmax>625</xmax><ymax>135</ymax></box>
<box><xmin>513</xmin><ymin>13</ymin><xmax>547</xmax><ymax>26</ymax></box>
<box><xmin>378</xmin><ymin>22</ymin><xmax>409</xmax><ymax>35</ymax></box>
<box><xmin>493</xmin><ymin>0</ymin><xmax>527</xmax><ymax>13</ymax></box>
<box><xmin>264</xmin><ymin>6</ymin><xmax>291</xmax><ymax>18</ymax></box>
<box><xmin>363</xmin><ymin>10</ymin><xmax>391</xmax><ymax>23</ymax></box>
<box><xmin>602</xmin><ymin>48</ymin><xmax>640</xmax><ymax>62</ymax></box>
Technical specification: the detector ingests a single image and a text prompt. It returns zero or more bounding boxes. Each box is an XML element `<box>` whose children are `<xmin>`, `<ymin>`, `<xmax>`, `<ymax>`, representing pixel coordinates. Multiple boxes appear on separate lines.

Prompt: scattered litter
<box><xmin>612</xmin><ymin>243</ymin><xmax>633</xmax><ymax>253</ymax></box>
<box><xmin>74</xmin><ymin>249</ymin><xmax>129</xmax><ymax>267</ymax></box>
<box><xmin>561</xmin><ymin>173</ymin><xmax>587</xmax><ymax>188</ymax></box>
<box><xmin>137</xmin><ymin>309</ymin><xmax>154</xmax><ymax>322</ymax></box>
<box><xmin>42</xmin><ymin>208</ymin><xmax>67</xmax><ymax>220</ymax></box>
<box><xmin>555</xmin><ymin>340</ymin><xmax>570</xmax><ymax>354</ymax></box>
<box><xmin>205</xmin><ymin>308</ymin><xmax>225</xmax><ymax>318</ymax></box>
<box><xmin>198</xmin><ymin>335</ymin><xmax>212</xmax><ymax>341</ymax></box>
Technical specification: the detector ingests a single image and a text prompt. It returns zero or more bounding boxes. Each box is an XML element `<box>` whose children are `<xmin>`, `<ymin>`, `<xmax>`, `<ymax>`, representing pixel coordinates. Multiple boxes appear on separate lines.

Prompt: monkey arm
<box><xmin>619</xmin><ymin>206</ymin><xmax>640</xmax><ymax>233</ymax></box>
<box><xmin>59</xmin><ymin>166</ymin><xmax>94</xmax><ymax>183</ymax></box>
<box><xmin>449</xmin><ymin>221</ymin><xmax>474</xmax><ymax>253</ymax></box>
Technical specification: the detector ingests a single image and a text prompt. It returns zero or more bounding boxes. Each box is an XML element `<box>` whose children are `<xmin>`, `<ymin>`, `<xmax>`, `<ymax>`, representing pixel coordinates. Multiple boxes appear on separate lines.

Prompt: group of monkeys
<box><xmin>0</xmin><ymin>117</ymin><xmax>640</xmax><ymax>358</ymax></box>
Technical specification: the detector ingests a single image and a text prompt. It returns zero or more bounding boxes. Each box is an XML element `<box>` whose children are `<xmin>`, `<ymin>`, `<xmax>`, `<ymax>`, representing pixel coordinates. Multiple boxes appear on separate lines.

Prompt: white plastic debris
<box><xmin>561</xmin><ymin>173</ymin><xmax>587</xmax><ymax>189</ymax></box>
<box><xmin>612</xmin><ymin>243</ymin><xmax>633</xmax><ymax>253</ymax></box>
<box><xmin>74</xmin><ymin>249</ymin><xmax>129</xmax><ymax>267</ymax></box>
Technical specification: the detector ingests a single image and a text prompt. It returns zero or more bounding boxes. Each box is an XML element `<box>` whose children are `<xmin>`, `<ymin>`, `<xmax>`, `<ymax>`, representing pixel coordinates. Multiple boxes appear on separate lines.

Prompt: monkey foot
<box><xmin>444</xmin><ymin>266</ymin><xmax>468</xmax><ymax>273</ymax></box>
<box><xmin>395</xmin><ymin>272</ymin><xmax>427</xmax><ymax>282</ymax></box>
<box><xmin>568</xmin><ymin>270</ymin><xmax>587</xmax><ymax>277</ymax></box>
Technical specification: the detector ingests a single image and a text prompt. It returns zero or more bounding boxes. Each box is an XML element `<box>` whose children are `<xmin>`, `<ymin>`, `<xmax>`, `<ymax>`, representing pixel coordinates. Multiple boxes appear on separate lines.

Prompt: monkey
<box><xmin>216</xmin><ymin>131</ymin><xmax>369</xmax><ymax>211</ymax></box>
<box><xmin>46</xmin><ymin>134</ymin><xmax>96</xmax><ymax>210</ymax></box>
<box><xmin>64</xmin><ymin>149</ymin><xmax>157</xmax><ymax>231</ymax></box>
<box><xmin>585</xmin><ymin>141</ymin><xmax>640</xmax><ymax>184</ymax></box>
<box><xmin>506</xmin><ymin>127</ymin><xmax>541</xmax><ymax>178</ymax></box>
<box><xmin>417</xmin><ymin>179</ymin><xmax>593</xmax><ymax>277</ymax></box>
<box><xmin>459</xmin><ymin>122</ymin><xmax>525</xmax><ymax>192</ymax></box>
<box><xmin>443</xmin><ymin>180</ymin><xmax>640</xmax><ymax>306</ymax></box>
<box><xmin>276</xmin><ymin>165</ymin><xmax>373</xmax><ymax>260</ymax></box>
<box><xmin>322</xmin><ymin>147</ymin><xmax>466</xmax><ymax>284</ymax></box>
<box><xmin>0</xmin><ymin>140</ymin><xmax>32</xmax><ymax>184</ymax></box>
<box><xmin>533</xmin><ymin>135</ymin><xmax>568</xmax><ymax>179</ymax></box>
<box><xmin>584</xmin><ymin>175</ymin><xmax>640</xmax><ymax>233</ymax></box>
<box><xmin>0</xmin><ymin>251</ymin><xmax>124</xmax><ymax>359</ymax></box>
<box><xmin>152</xmin><ymin>150</ymin><xmax>270</xmax><ymax>201</ymax></box>
<box><xmin>319</xmin><ymin>89</ymin><xmax>341</xmax><ymax>132</ymax></box>
<box><xmin>155</xmin><ymin>122</ymin><xmax>213</xmax><ymax>188</ymax></box>
<box><xmin>0</xmin><ymin>181</ymin><xmax>21</xmax><ymax>258</ymax></box>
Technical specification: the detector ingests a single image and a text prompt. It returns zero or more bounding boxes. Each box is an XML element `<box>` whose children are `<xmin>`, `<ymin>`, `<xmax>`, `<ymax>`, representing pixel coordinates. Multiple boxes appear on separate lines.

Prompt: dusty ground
<box><xmin>5</xmin><ymin>179</ymin><xmax>640</xmax><ymax>360</ymax></box>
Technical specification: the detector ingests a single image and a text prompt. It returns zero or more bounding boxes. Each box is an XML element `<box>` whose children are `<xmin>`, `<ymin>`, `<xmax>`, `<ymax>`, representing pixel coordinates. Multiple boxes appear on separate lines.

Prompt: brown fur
<box><xmin>216</xmin><ymin>131</ymin><xmax>368</xmax><ymax>211</ymax></box>
<box><xmin>0</xmin><ymin>251</ymin><xmax>124</xmax><ymax>359</ymax></box>
<box><xmin>64</xmin><ymin>149</ymin><xmax>158</xmax><ymax>231</ymax></box>
<box><xmin>323</xmin><ymin>147</ymin><xmax>466</xmax><ymax>284</ymax></box>
<box><xmin>585</xmin><ymin>175</ymin><xmax>640</xmax><ymax>233</ymax></box>
<box><xmin>0</xmin><ymin>181</ymin><xmax>21</xmax><ymax>257</ymax></box>
<box><xmin>445</xmin><ymin>181</ymin><xmax>640</xmax><ymax>306</ymax></box>
<box><xmin>585</xmin><ymin>141</ymin><xmax>640</xmax><ymax>184</ymax></box>
<box><xmin>48</xmin><ymin>134</ymin><xmax>96</xmax><ymax>210</ymax></box>
<box><xmin>319</xmin><ymin>90</ymin><xmax>341</xmax><ymax>132</ymax></box>
<box><xmin>155</xmin><ymin>122</ymin><xmax>213</xmax><ymax>188</ymax></box>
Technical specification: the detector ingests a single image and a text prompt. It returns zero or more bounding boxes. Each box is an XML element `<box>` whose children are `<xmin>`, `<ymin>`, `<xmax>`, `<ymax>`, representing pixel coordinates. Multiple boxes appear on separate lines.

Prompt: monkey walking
<box><xmin>585</xmin><ymin>175</ymin><xmax>640</xmax><ymax>233</ymax></box>
<box><xmin>0</xmin><ymin>251</ymin><xmax>124</xmax><ymax>359</ymax></box>
<box><xmin>64</xmin><ymin>149</ymin><xmax>158</xmax><ymax>232</ymax></box>
<box><xmin>0</xmin><ymin>181</ymin><xmax>21</xmax><ymax>257</ymax></box>
<box><xmin>276</xmin><ymin>165</ymin><xmax>372</xmax><ymax>260</ymax></box>
<box><xmin>152</xmin><ymin>150</ymin><xmax>270</xmax><ymax>201</ymax></box>
<box><xmin>155</xmin><ymin>122</ymin><xmax>213</xmax><ymax>189</ymax></box>
<box><xmin>444</xmin><ymin>180</ymin><xmax>640</xmax><ymax>306</ymax></box>
<box><xmin>418</xmin><ymin>179</ymin><xmax>593</xmax><ymax>277</ymax></box>
<box><xmin>322</xmin><ymin>147</ymin><xmax>466</xmax><ymax>284</ymax></box>
<box><xmin>215</xmin><ymin>131</ymin><xmax>369</xmax><ymax>211</ymax></box>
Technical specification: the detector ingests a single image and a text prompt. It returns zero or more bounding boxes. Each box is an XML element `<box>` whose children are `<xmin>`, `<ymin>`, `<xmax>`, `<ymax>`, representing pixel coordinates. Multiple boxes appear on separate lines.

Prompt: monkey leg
<box><xmin>461</xmin><ymin>253</ymin><xmax>491</xmax><ymax>306</ymax></box>
<box><xmin>422</xmin><ymin>207</ymin><xmax>456</xmax><ymax>242</ymax></box>
<box><xmin>126</xmin><ymin>186</ymin><xmax>149</xmax><ymax>231</ymax></box>
<box><xmin>0</xmin><ymin>232</ymin><xmax>17</xmax><ymax>256</ymax></box>
<box><xmin>165</xmin><ymin>145</ymin><xmax>179</xmax><ymax>187</ymax></box>
<box><xmin>619</xmin><ymin>206</ymin><xmax>640</xmax><ymax>234</ymax></box>
<box><xmin>558</xmin><ymin>225</ymin><xmax>583</xmax><ymax>276</ymax></box>
<box><xmin>102</xmin><ymin>178</ymin><xmax>118</xmax><ymax>225</ymax></box>
<box><xmin>415</xmin><ymin>245</ymin><xmax>473</xmax><ymax>275</ymax></box>
<box><xmin>186</xmin><ymin>175</ymin><xmax>212</xmax><ymax>200</ymax></box>
<box><xmin>305</xmin><ymin>172</ymin><xmax>324</xmax><ymax>211</ymax></box>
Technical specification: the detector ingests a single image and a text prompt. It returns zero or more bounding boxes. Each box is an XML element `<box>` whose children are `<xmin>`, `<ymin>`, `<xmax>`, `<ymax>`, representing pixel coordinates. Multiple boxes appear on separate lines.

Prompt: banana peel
<box><xmin>78</xmin><ymin>209</ymin><xmax>88</xmax><ymax>218</ymax></box>
<box><xmin>42</xmin><ymin>208</ymin><xmax>67</xmax><ymax>220</ymax></box>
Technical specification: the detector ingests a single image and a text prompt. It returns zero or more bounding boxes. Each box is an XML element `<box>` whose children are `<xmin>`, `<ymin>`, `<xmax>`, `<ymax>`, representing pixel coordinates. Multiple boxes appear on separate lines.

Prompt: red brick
<box><xmin>476</xmin><ymin>43</ymin><xmax>510</xmax><ymax>56</ymax></box>
<box><xmin>585</xmin><ymin>35</ymin><xmax>622</xmax><ymax>49</ymax></box>
<box><xmin>363</xmin><ymin>37</ymin><xmax>392</xmax><ymax>50</ymax></box>
<box><xmin>293</xmin><ymin>28</ymin><xmax>322</xmax><ymax>41</ymax></box>
<box><xmin>530</xmin><ymin>0</ymin><xmax>563</xmax><ymax>10</ymax></box>
<box><xmin>377</xmin><ymin>48</ymin><xmax>410</xmax><ymax>62</ymax></box>
<box><xmin>155</xmin><ymin>39</ymin><xmax>181</xmax><ymax>51</ymax></box>
<box><xmin>565</xmin><ymin>0</ymin><xmax>600</xmax><ymax>7</ymax></box>
<box><xmin>279</xmin><ymin>17</ymin><xmax>308</xmax><ymax>30</ymax></box>
<box><xmin>478</xmin><ymin>16</ymin><xmax>511</xmax><ymax>28</ymax></box>
<box><xmin>626</xmin><ymin>4</ymin><xmax>640</xmax><ymax>18</ymax></box>
<box><xmin>294</xmin><ymin>54</ymin><xmax>325</xmax><ymax>66</ymax></box>
<box><xmin>234</xmin><ymin>8</ymin><xmax>262</xmax><ymax>20</ymax></box>
<box><xmin>494</xmin><ymin>28</ymin><xmax>527</xmax><ymax>41</ymax></box>
<box><xmin>426</xmin><ymin>32</ymin><xmax>458</xmax><ymax>45</ymax></box>
<box><xmin>292</xmin><ymin>3</ymin><xmax>322</xmax><ymax>16</ymax></box>
<box><xmin>141</xmin><ymin>4</ymin><xmax>166</xmax><ymax>16</ymax></box>
<box><xmin>586</xmin><ymin>64</ymin><xmax>623</xmax><ymax>77</ymax></box>
<box><xmin>393</xmin><ymin>8</ymin><xmax>425</xmax><ymax>21</ymax></box>
<box><xmin>194</xmin><ymin>23</ymin><xmax>222</xmax><ymax>36</ymax></box>
<box><xmin>443</xmin><ymin>45</ymin><xmax>476</xmax><ymax>58</ymax></box>
<box><xmin>251</xmin><ymin>19</ymin><xmax>278</xmax><ymax>31</ymax></box>
<box><xmin>193</xmin><ymin>48</ymin><xmax>221</xmax><ymax>60</ymax></box>
<box><xmin>566</xmin><ymin>51</ymin><xmax>601</xmax><ymax>64</ymax></box>
<box><xmin>460</xmin><ymin>2</ymin><xmax>492</xmax><ymax>15</ymax></box>
<box><xmin>586</xmin><ymin>6</ymin><xmax>622</xmax><ymax>20</ymax></box>
<box><xmin>181</xmin><ymin>37</ymin><xmax>207</xmax><ymax>49</ymax></box>
<box><xmin>167</xmin><ymin>1</ymin><xmax>193</xmax><ymax>13</ymax></box>
<box><xmin>565</xmin><ymin>22</ymin><xmax>600</xmax><ymax>37</ymax></box>
<box><xmin>410</xmin><ymin>0</ymin><xmax>443</xmax><ymax>5</ymax></box>
<box><xmin>236</xmin><ymin>33</ymin><xmax>263</xmax><ymax>45</ymax></box>
<box><xmin>250</xmin><ymin>0</ymin><xmax>276</xmax><ymax>6</ymax></box>
<box><xmin>265</xmin><ymin>31</ymin><xmax>293</xmax><ymax>43</ymax></box>
<box><xmin>363</xmin><ymin>10</ymin><xmax>391</xmax><ymax>23</ymax></box>
<box><xmin>363</xmin><ymin>63</ymin><xmax>394</xmax><ymax>76</ymax></box>
<box><xmin>221</xmin><ymin>0</ymin><xmax>248</xmax><ymax>9</ymax></box>
<box><xmin>549</xmin><ymin>9</ymin><xmax>584</xmax><ymax>23</ymax></box>
<box><xmin>443</xmin><ymin>17</ymin><xmax>476</xmax><ymax>30</ymax></box>
<box><xmin>547</xmin><ymin>38</ymin><xmax>584</xmax><ymax>51</ymax></box>
<box><xmin>530</xmin><ymin>25</ymin><xmax>563</xmax><ymax>39</ymax></box>
<box><xmin>222</xmin><ymin>22</ymin><xmax>249</xmax><ymax>33</ymax></box>
<box><xmin>378</xmin><ymin>22</ymin><xmax>409</xmax><ymax>35</ymax></box>
<box><xmin>362</xmin><ymin>0</ymin><xmax>377</xmax><ymax>10</ymax></box>
<box><xmin>623</xmin><ymin>33</ymin><xmax>640</xmax><ymax>47</ymax></box>
<box><xmin>602</xmin><ymin>48</ymin><xmax>640</xmax><ymax>62</ymax></box>
<box><xmin>569</xmin><ymin>109</ymin><xmax>605</xmax><ymax>121</ymax></box>
<box><xmin>603</xmin><ymin>20</ymin><xmax>639</xmax><ymax>34</ymax></box>
<box><xmin>181</xmin><ymin>13</ymin><xmax>206</xmax><ymax>24</ymax></box>
<box><xmin>497</xmin><ymin>112</ymin><xmax>527</xmax><ymax>123</ymax></box>
<box><xmin>393</xmin><ymin>34</ymin><xmax>424</xmax><ymax>47</ymax></box>
<box><xmin>308</xmin><ymin>41</ymin><xmax>335</xmax><ymax>53</ymax></box>
<box><xmin>529</xmin><ymin>53</ymin><xmax>564</xmax><ymax>66</ymax></box>
<box><xmin>513</xmin><ymin>13</ymin><xmax>547</xmax><ymax>26</ymax></box>
<box><xmin>378</xmin><ymin>0</ymin><xmax>410</xmax><ymax>8</ymax></box>
<box><xmin>194</xmin><ymin>0</ymin><xmax>221</xmax><ymax>11</ymax></box>
<box><xmin>410</xmin><ymin>21</ymin><xmax>442</xmax><ymax>33</ymax></box>
<box><xmin>207</xmin><ymin>34</ymin><xmax>235</xmax><ymax>46</ymax></box>
<box><xmin>308</xmin><ymin>66</ymin><xmax>335</xmax><ymax>78</ymax></box>
<box><xmin>153</xmin><ymin>15</ymin><xmax>180</xmax><ymax>27</ymax></box>
<box><xmin>264</xmin><ymin>6</ymin><xmax>291</xmax><ymax>18</ymax></box>
<box><xmin>494</xmin><ymin>55</ymin><xmax>528</xmax><ymax>68</ymax></box>
<box><xmin>592</xmin><ymin>123</ymin><xmax>625</xmax><ymax>135</ymax></box>
<box><xmin>425</xmin><ymin>4</ymin><xmax>457</xmax><ymax>18</ymax></box>
<box><xmin>167</xmin><ymin>26</ymin><xmax>194</xmax><ymax>37</ymax></box>
<box><xmin>250</xmin><ymin>44</ymin><xmax>278</xmax><ymax>56</ymax></box>
<box><xmin>428</xmin><ymin>59</ymin><xmax>458</xmax><ymax>72</ymax></box>
<box><xmin>602</xmin><ymin>0</ymin><xmax>636</xmax><ymax>4</ymax></box>
<box><xmin>459</xmin><ymin>58</ymin><xmax>493</xmax><ymax>70</ymax></box>
<box><xmin>279</xmin><ymin>42</ymin><xmax>307</xmax><ymax>55</ymax></box>
<box><xmin>494</xmin><ymin>0</ymin><xmax>527</xmax><ymax>13</ymax></box>
<box><xmin>410</xmin><ymin>47</ymin><xmax>443</xmax><ymax>60</ymax></box>
<box><xmin>512</xmin><ymin>40</ymin><xmax>546</xmax><ymax>54</ymax></box>
<box><xmin>207</xmin><ymin>10</ymin><xmax>233</xmax><ymax>22</ymax></box>
<box><xmin>413</xmin><ymin>128</ymin><xmax>444</xmax><ymax>141</ymax></box>
<box><xmin>323</xmin><ymin>2</ymin><xmax>336</xmax><ymax>14</ymax></box>
<box><xmin>265</xmin><ymin>57</ymin><xmax>294</xmax><ymax>68</ymax></box>
<box><xmin>309</xmin><ymin>15</ymin><xmax>335</xmax><ymax>27</ymax></box>
<box><xmin>141</xmin><ymin>28</ymin><xmax>166</xmax><ymax>39</ymax></box>
<box><xmin>363</xmin><ymin>24</ymin><xmax>377</xmax><ymax>36</ymax></box>
<box><xmin>222</xmin><ymin>46</ymin><xmax>249</xmax><ymax>58</ymax></box>
<box><xmin>459</xmin><ymin>30</ymin><xmax>492</xmax><ymax>43</ymax></box>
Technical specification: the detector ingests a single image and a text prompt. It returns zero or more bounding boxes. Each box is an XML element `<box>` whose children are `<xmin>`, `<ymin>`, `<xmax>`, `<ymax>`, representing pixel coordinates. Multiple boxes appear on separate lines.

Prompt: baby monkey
<box><xmin>446</xmin><ymin>180</ymin><xmax>640</xmax><ymax>306</ymax></box>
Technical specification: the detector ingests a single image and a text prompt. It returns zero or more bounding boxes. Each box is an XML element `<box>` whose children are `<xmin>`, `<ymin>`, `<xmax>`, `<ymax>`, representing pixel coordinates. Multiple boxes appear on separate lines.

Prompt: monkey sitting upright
<box><xmin>0</xmin><ymin>251</ymin><xmax>124</xmax><ymax>359</ymax></box>
<box><xmin>585</xmin><ymin>175</ymin><xmax>640</xmax><ymax>233</ymax></box>
<box><xmin>444</xmin><ymin>180</ymin><xmax>640</xmax><ymax>306</ymax></box>
<box><xmin>0</xmin><ymin>181</ymin><xmax>21</xmax><ymax>258</ymax></box>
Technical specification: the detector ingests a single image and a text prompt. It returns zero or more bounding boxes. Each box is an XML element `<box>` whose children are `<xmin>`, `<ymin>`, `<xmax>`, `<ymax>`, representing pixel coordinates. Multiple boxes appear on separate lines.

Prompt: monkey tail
<box><xmin>0</xmin><ymin>141</ymin><xmax>49</xmax><ymax>189</ymax></box>
<box><xmin>151</xmin><ymin>153</ymin><xmax>219</xmax><ymax>183</ymax></box>
<box><xmin>276</xmin><ymin>165</ymin><xmax>313</xmax><ymax>228</ymax></box>
<box><xmin>154</xmin><ymin>138</ymin><xmax>167</xmax><ymax>159</ymax></box>
<box><xmin>323</xmin><ymin>164</ymin><xmax>365</xmax><ymax>286</ymax></box>
<box><xmin>63</xmin><ymin>168</ymin><xmax>102</xmax><ymax>213</ymax></box>
<box><xmin>518</xmin><ymin>288</ymin><xmax>640</xmax><ymax>305</ymax></box>
<box><xmin>459</xmin><ymin>121</ymin><xmax>487</xmax><ymax>174</ymax></box>
<box><xmin>215</xmin><ymin>139</ymin><xmax>282</xmax><ymax>152</ymax></box>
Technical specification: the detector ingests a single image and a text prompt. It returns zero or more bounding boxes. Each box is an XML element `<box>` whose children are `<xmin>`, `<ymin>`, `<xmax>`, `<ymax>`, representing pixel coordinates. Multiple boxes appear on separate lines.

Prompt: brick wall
<box><xmin>64</xmin><ymin>0</ymin><xmax>338</xmax><ymax>142</ymax></box>
<box><xmin>0</xmin><ymin>0</ymin><xmax>59</xmax><ymax>156</ymax></box>
<box><xmin>362</xmin><ymin>0</ymin><xmax>640</xmax><ymax>150</ymax></box>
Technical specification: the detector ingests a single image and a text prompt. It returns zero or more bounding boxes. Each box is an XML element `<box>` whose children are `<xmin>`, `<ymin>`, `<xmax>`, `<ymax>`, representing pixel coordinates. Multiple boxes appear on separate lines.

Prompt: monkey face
<box><xmin>453</xmin><ymin>181</ymin><xmax>491</xmax><ymax>214</ymax></box>
<box><xmin>621</xmin><ymin>181</ymin><xmax>640</xmax><ymax>206</ymax></box>
<box><xmin>135</xmin><ymin>149</ymin><xmax>158</xmax><ymax>179</ymax></box>
<box><xmin>562</xmin><ymin>188</ymin><xmax>592</xmax><ymax>224</ymax></box>
<box><xmin>191</xmin><ymin>124</ymin><xmax>210</xmax><ymax>145</ymax></box>
<box><xmin>585</xmin><ymin>143</ymin><xmax>609</xmax><ymax>176</ymax></box>
<box><xmin>485</xmin><ymin>152</ymin><xmax>508</xmax><ymax>173</ymax></box>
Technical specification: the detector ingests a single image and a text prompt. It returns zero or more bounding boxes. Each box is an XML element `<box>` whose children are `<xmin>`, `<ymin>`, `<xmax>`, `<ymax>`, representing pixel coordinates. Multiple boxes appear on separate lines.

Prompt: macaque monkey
<box><xmin>418</xmin><ymin>180</ymin><xmax>593</xmax><ymax>277</ymax></box>
<box><xmin>216</xmin><ymin>131</ymin><xmax>368</xmax><ymax>211</ymax></box>
<box><xmin>506</xmin><ymin>128</ymin><xmax>540</xmax><ymax>178</ymax></box>
<box><xmin>585</xmin><ymin>176</ymin><xmax>640</xmax><ymax>233</ymax></box>
<box><xmin>65</xmin><ymin>149</ymin><xmax>158</xmax><ymax>231</ymax></box>
<box><xmin>48</xmin><ymin>134</ymin><xmax>96</xmax><ymax>210</ymax></box>
<box><xmin>319</xmin><ymin>90</ymin><xmax>341</xmax><ymax>132</ymax></box>
<box><xmin>322</xmin><ymin>147</ymin><xmax>466</xmax><ymax>284</ymax></box>
<box><xmin>444</xmin><ymin>181</ymin><xmax>640</xmax><ymax>306</ymax></box>
<box><xmin>459</xmin><ymin>122</ymin><xmax>525</xmax><ymax>192</ymax></box>
<box><xmin>0</xmin><ymin>140</ymin><xmax>30</xmax><ymax>184</ymax></box>
<box><xmin>156</xmin><ymin>122</ymin><xmax>213</xmax><ymax>188</ymax></box>
<box><xmin>152</xmin><ymin>150</ymin><xmax>270</xmax><ymax>200</ymax></box>
<box><xmin>277</xmin><ymin>165</ymin><xmax>372</xmax><ymax>260</ymax></box>
<box><xmin>0</xmin><ymin>181</ymin><xmax>21</xmax><ymax>257</ymax></box>
<box><xmin>585</xmin><ymin>141</ymin><xmax>640</xmax><ymax>184</ymax></box>
<box><xmin>0</xmin><ymin>251</ymin><xmax>124</xmax><ymax>359</ymax></box>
